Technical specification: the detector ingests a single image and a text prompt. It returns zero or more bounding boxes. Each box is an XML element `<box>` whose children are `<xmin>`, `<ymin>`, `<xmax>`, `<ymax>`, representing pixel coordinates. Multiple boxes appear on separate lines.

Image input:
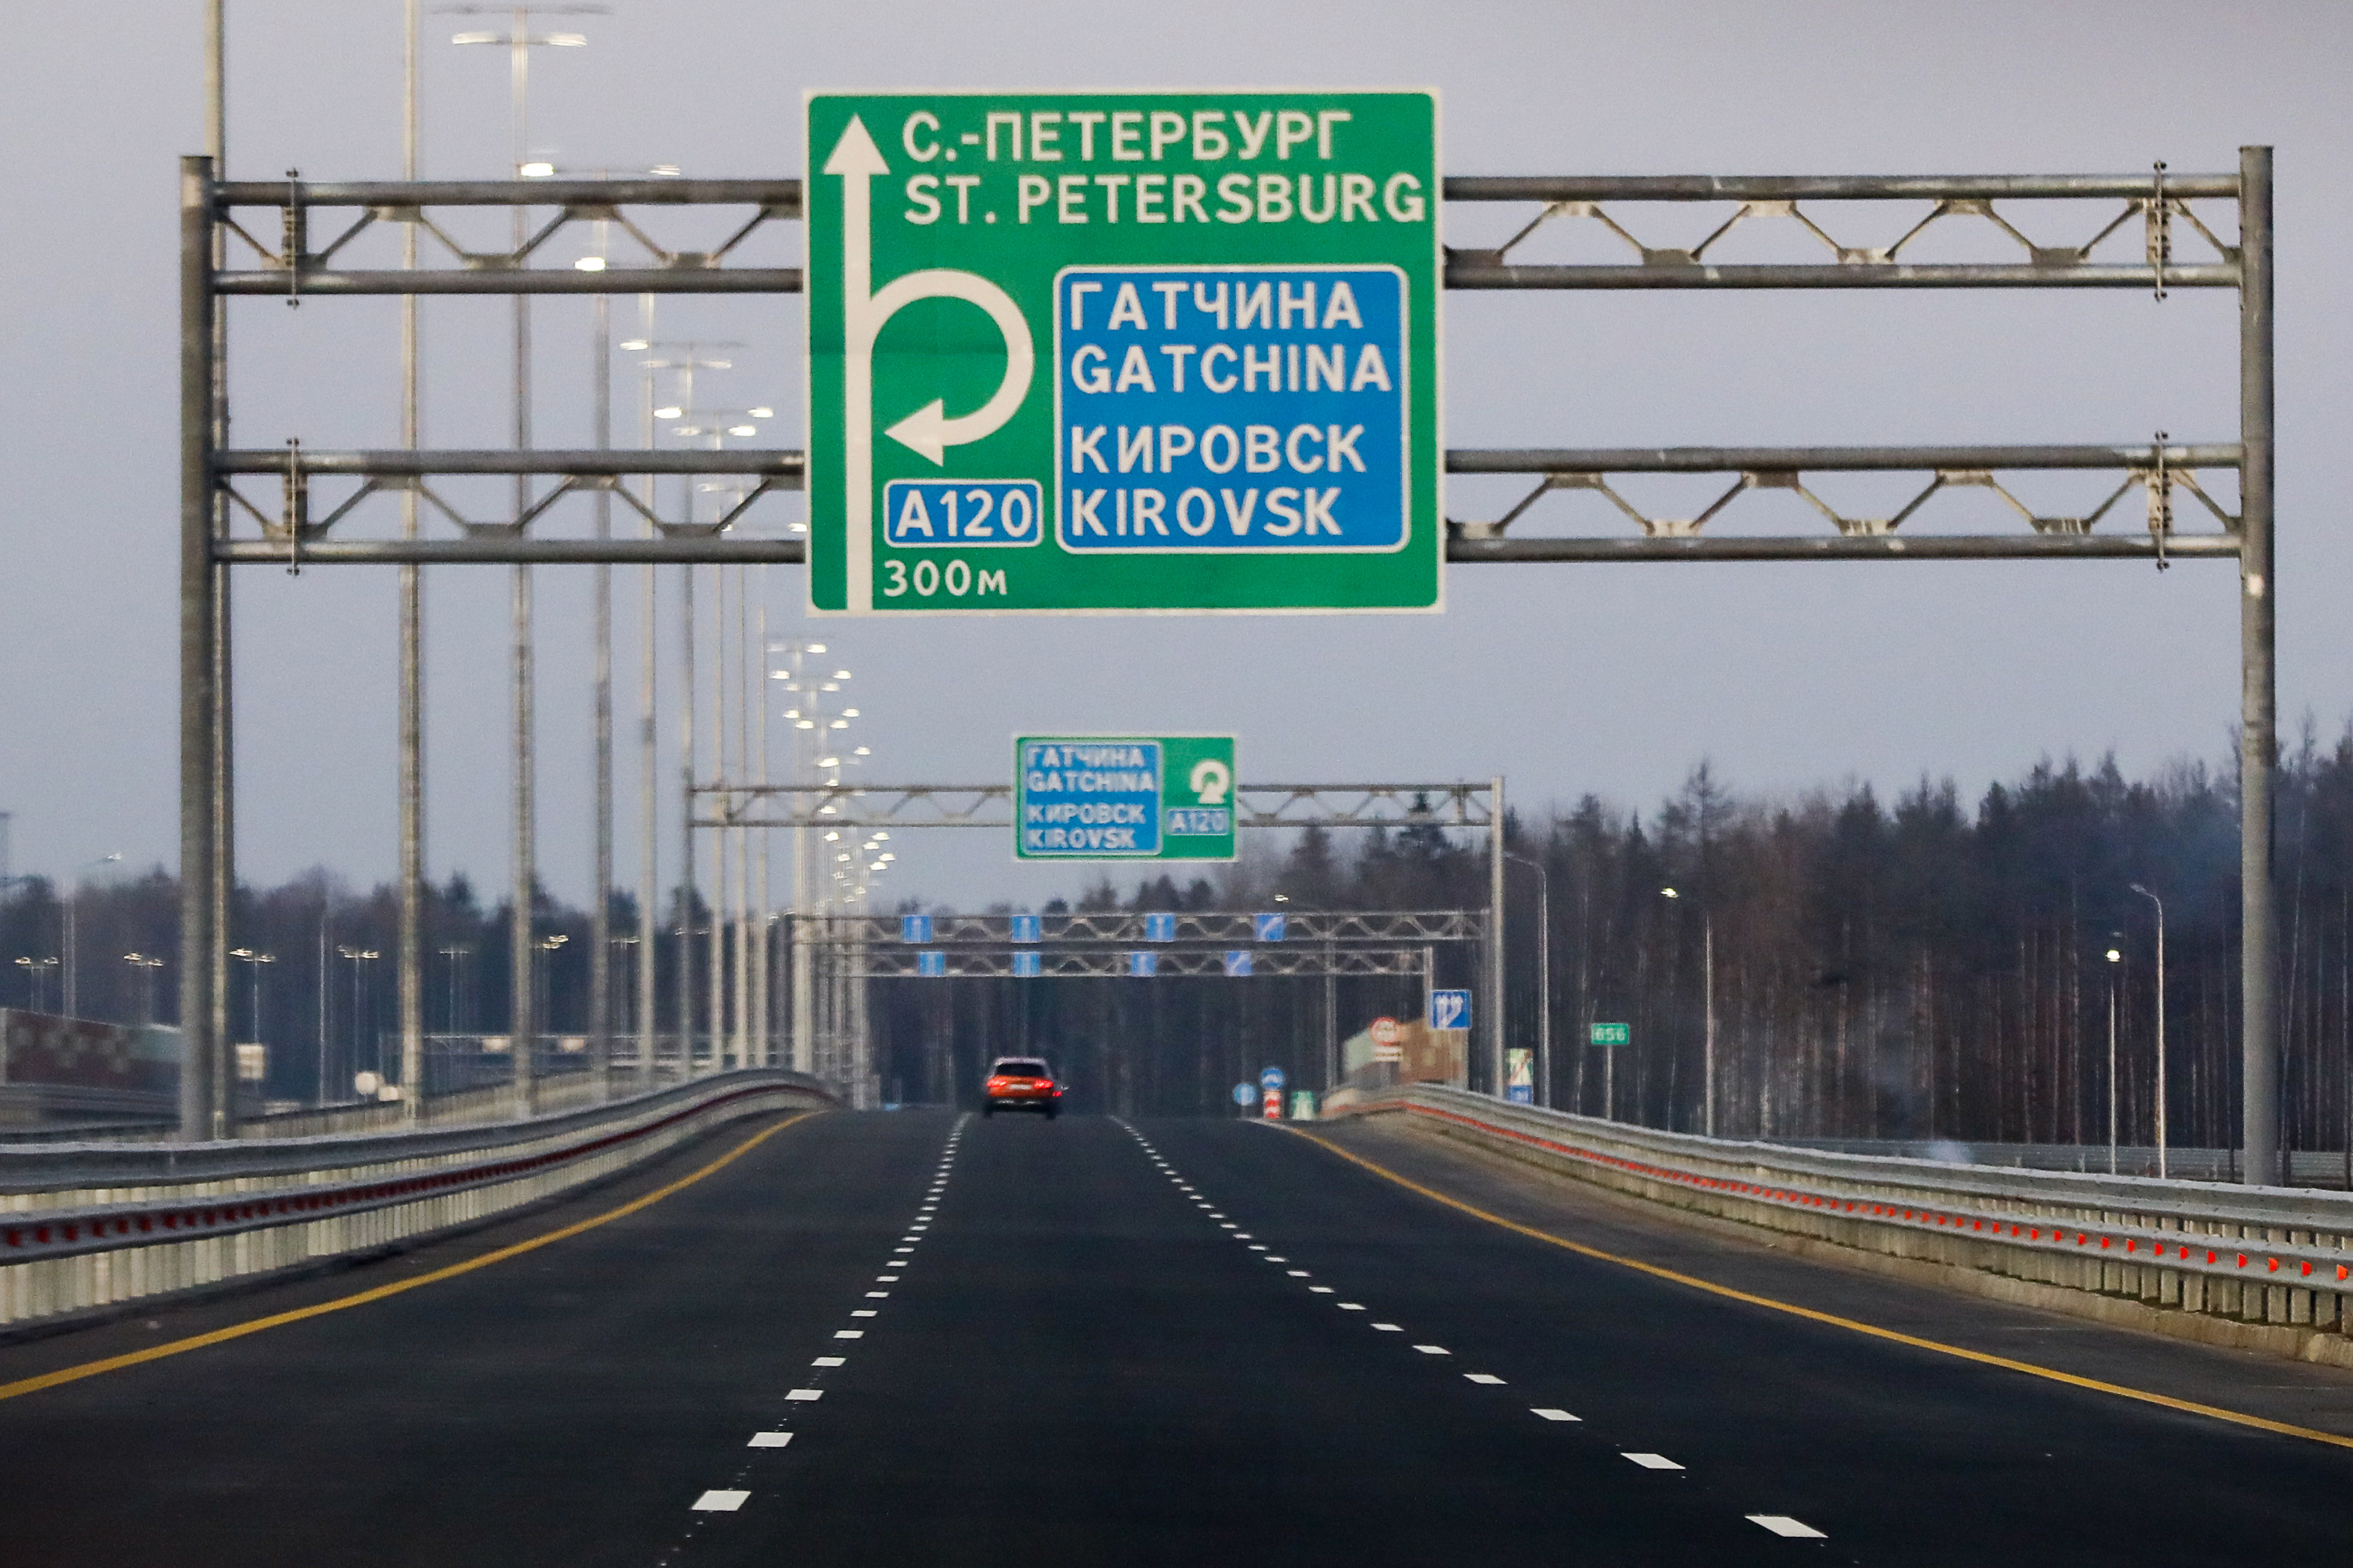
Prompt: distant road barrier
<box><xmin>1336</xmin><ymin>1084</ymin><xmax>2353</xmax><ymax>1361</ymax></box>
<box><xmin>0</xmin><ymin>1069</ymin><xmax>833</xmax><ymax>1332</ymax></box>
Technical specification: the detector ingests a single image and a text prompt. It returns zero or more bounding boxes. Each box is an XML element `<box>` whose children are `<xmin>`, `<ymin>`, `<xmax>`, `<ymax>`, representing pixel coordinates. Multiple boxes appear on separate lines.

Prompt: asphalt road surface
<box><xmin>2</xmin><ymin>1107</ymin><xmax>2349</xmax><ymax>1566</ymax></box>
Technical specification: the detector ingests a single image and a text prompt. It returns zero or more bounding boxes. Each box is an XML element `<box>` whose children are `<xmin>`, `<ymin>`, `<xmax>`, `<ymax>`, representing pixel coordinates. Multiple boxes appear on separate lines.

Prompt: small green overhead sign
<box><xmin>1589</xmin><ymin>1022</ymin><xmax>1630</xmax><ymax>1048</ymax></box>
<box><xmin>1015</xmin><ymin>735</ymin><xmax>1237</xmax><ymax>861</ymax></box>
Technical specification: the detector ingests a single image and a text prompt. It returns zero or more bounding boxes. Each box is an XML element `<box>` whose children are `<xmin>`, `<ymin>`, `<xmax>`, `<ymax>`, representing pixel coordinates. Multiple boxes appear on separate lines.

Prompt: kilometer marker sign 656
<box><xmin>806</xmin><ymin>90</ymin><xmax>1440</xmax><ymax>614</ymax></box>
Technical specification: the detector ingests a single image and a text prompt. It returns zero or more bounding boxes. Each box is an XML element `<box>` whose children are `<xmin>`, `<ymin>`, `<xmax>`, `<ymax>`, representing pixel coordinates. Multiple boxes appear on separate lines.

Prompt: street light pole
<box><xmin>63</xmin><ymin>852</ymin><xmax>121</xmax><ymax>1019</ymax></box>
<box><xmin>2131</xmin><ymin>883</ymin><xmax>2167</xmax><ymax>1178</ymax></box>
<box><xmin>1661</xmin><ymin>886</ymin><xmax>1715</xmax><ymax>1136</ymax></box>
<box><xmin>14</xmin><ymin>956</ymin><xmax>57</xmax><ymax>1013</ymax></box>
<box><xmin>230</xmin><ymin>947</ymin><xmax>274</xmax><ymax>1046</ymax></box>
<box><xmin>2105</xmin><ymin>944</ymin><xmax>2122</xmax><ymax>1175</ymax></box>
<box><xmin>123</xmin><ymin>953</ymin><xmax>165</xmax><ymax>1028</ymax></box>
<box><xmin>1505</xmin><ymin>852</ymin><xmax>1549</xmax><ymax>1108</ymax></box>
<box><xmin>336</xmin><ymin>944</ymin><xmax>381</xmax><ymax>1099</ymax></box>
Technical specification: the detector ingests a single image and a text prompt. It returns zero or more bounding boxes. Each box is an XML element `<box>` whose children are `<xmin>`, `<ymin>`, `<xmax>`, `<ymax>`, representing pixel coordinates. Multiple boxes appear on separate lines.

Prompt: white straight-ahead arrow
<box><xmin>824</xmin><ymin>115</ymin><xmax>1034</xmax><ymax>611</ymax></box>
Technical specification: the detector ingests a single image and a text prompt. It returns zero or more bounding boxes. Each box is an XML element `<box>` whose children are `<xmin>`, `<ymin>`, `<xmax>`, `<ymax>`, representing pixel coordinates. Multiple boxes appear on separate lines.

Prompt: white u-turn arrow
<box><xmin>824</xmin><ymin>115</ymin><xmax>1034</xmax><ymax>611</ymax></box>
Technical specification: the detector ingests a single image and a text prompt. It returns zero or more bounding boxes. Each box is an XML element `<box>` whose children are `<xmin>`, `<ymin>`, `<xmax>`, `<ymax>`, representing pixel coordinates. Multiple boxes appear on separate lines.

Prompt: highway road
<box><xmin>3</xmin><ymin>1107</ymin><xmax>2352</xmax><ymax>1564</ymax></box>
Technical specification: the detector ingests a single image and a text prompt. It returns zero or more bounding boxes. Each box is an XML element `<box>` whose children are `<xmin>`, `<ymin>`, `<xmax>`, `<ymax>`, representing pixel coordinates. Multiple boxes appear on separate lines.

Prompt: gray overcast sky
<box><xmin>1</xmin><ymin>1</ymin><xmax>2345</xmax><ymax>911</ymax></box>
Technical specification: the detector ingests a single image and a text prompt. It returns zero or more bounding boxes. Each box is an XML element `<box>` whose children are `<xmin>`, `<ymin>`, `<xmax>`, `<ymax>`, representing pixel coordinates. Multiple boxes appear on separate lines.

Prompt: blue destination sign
<box><xmin>1056</xmin><ymin>266</ymin><xmax>1406</xmax><ymax>555</ymax></box>
<box><xmin>1019</xmin><ymin>739</ymin><xmax>1163</xmax><ymax>856</ymax></box>
<box><xmin>1014</xmin><ymin>734</ymin><xmax>1237</xmax><ymax>861</ymax></box>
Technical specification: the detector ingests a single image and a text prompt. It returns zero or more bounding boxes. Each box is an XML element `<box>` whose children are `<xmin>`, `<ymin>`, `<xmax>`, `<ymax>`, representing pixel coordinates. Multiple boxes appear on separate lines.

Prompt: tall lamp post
<box><xmin>1661</xmin><ymin>886</ymin><xmax>1716</xmax><ymax>1136</ymax></box>
<box><xmin>15</xmin><ymin>955</ymin><xmax>58</xmax><ymax>1013</ymax></box>
<box><xmin>1504</xmin><ymin>853</ymin><xmax>1549</xmax><ymax>1108</ymax></box>
<box><xmin>2129</xmin><ymin>884</ymin><xmax>2167</xmax><ymax>1178</ymax></box>
<box><xmin>337</xmin><ymin>945</ymin><xmax>380</xmax><ymax>1099</ymax></box>
<box><xmin>63</xmin><ymin>852</ymin><xmax>123</xmax><ymax>1018</ymax></box>
<box><xmin>122</xmin><ymin>953</ymin><xmax>165</xmax><ymax>1028</ymax></box>
<box><xmin>2104</xmin><ymin>943</ymin><xmax>2122</xmax><ymax>1175</ymax></box>
<box><xmin>230</xmin><ymin>947</ymin><xmax>274</xmax><ymax>1044</ymax></box>
<box><xmin>450</xmin><ymin>5</ymin><xmax>599</xmax><ymax>1122</ymax></box>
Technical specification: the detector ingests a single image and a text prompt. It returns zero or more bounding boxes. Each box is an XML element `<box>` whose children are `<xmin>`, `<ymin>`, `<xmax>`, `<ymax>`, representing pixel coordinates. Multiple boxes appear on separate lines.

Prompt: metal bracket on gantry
<box><xmin>798</xmin><ymin>909</ymin><xmax>1487</xmax><ymax>945</ymax></box>
<box><xmin>690</xmin><ymin>780</ymin><xmax>1496</xmax><ymax>832</ymax></box>
<box><xmin>848</xmin><ymin>946</ymin><xmax>1436</xmax><ymax>981</ymax></box>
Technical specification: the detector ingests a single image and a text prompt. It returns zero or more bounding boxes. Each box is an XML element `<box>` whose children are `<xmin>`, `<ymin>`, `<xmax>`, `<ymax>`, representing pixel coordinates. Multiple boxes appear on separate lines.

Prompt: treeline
<box><xmin>874</xmin><ymin>727</ymin><xmax>2353</xmax><ymax>1147</ymax></box>
<box><xmin>12</xmin><ymin>726</ymin><xmax>2353</xmax><ymax>1141</ymax></box>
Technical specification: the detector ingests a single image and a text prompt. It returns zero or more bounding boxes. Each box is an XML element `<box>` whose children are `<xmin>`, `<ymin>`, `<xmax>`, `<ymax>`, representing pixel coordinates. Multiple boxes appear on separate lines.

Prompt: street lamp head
<box><xmin>2107</xmin><ymin>948</ymin><xmax>2123</xmax><ymax>963</ymax></box>
<box><xmin>1660</xmin><ymin>886</ymin><xmax>1679</xmax><ymax>899</ymax></box>
<box><xmin>2130</xmin><ymin>882</ymin><xmax>2151</xmax><ymax>897</ymax></box>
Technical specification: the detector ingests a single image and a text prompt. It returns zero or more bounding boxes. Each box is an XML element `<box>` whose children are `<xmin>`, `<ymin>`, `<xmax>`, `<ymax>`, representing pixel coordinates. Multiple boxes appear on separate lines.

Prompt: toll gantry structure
<box><xmin>181</xmin><ymin>155</ymin><xmax>2275</xmax><ymax>1177</ymax></box>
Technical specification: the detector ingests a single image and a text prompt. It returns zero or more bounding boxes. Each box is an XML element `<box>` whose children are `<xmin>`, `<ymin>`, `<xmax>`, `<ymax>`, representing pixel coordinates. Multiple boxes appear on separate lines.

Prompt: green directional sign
<box><xmin>806</xmin><ymin>90</ymin><xmax>1440</xmax><ymax>615</ymax></box>
<box><xmin>1590</xmin><ymin>1022</ymin><xmax>1631</xmax><ymax>1048</ymax></box>
<box><xmin>1015</xmin><ymin>735</ymin><xmax>1237</xmax><ymax>861</ymax></box>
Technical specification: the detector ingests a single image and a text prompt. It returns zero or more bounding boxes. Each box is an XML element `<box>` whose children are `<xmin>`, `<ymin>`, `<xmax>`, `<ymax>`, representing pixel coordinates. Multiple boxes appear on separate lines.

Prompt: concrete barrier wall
<box><xmin>1338</xmin><ymin>1085</ymin><xmax>2353</xmax><ymax>1366</ymax></box>
<box><xmin>0</xmin><ymin>1069</ymin><xmax>834</xmax><ymax>1332</ymax></box>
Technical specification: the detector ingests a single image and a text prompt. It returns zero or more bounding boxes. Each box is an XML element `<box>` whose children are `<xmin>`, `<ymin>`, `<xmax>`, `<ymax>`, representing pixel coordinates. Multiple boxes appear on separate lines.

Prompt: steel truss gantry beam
<box><xmin>849</xmin><ymin>946</ymin><xmax>1433</xmax><ymax>981</ymax></box>
<box><xmin>184</xmin><ymin>156</ymin><xmax>2277</xmax><ymax>1177</ymax></box>
<box><xmin>689</xmin><ymin>781</ymin><xmax>1495</xmax><ymax>832</ymax></box>
<box><xmin>796</xmin><ymin>909</ymin><xmax>1486</xmax><ymax>945</ymax></box>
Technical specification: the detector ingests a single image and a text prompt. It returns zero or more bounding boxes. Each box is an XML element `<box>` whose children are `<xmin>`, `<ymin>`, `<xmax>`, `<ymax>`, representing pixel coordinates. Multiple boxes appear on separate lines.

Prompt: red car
<box><xmin>983</xmin><ymin>1057</ymin><xmax>1062</xmax><ymax>1118</ymax></box>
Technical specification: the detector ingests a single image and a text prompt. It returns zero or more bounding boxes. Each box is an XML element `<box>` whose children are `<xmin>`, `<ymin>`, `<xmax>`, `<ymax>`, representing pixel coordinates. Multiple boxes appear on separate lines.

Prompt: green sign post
<box><xmin>1590</xmin><ymin>1022</ymin><xmax>1630</xmax><ymax>1048</ymax></box>
<box><xmin>1015</xmin><ymin>735</ymin><xmax>1236</xmax><ymax>861</ymax></box>
<box><xmin>806</xmin><ymin>90</ymin><xmax>1440</xmax><ymax>615</ymax></box>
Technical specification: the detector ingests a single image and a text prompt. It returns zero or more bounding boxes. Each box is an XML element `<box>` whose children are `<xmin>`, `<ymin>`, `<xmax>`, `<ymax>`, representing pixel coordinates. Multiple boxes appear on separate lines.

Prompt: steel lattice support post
<box><xmin>2239</xmin><ymin>145</ymin><xmax>2279</xmax><ymax>1185</ymax></box>
<box><xmin>179</xmin><ymin>156</ymin><xmax>221</xmax><ymax>1141</ymax></box>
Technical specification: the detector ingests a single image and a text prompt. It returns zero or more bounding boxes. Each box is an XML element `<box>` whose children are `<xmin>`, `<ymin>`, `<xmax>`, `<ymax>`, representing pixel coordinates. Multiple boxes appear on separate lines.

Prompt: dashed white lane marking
<box><xmin>1310</xmin><ymin>1286</ymin><xmax>1335</xmax><ymax>1295</ymax></box>
<box><xmin>1413</xmin><ymin>1344</ymin><xmax>1450</xmax><ymax>1356</ymax></box>
<box><xmin>851</xmin><ymin>1310</ymin><xmax>877</xmax><ymax>1318</ymax></box>
<box><xmin>1219</xmin><ymin>1223</ymin><xmax>1238</xmax><ymax>1230</ymax></box>
<box><xmin>892</xmin><ymin>1247</ymin><xmax>915</xmax><ymax>1254</ymax></box>
<box><xmin>1247</xmin><ymin>1245</ymin><xmax>1267</xmax><ymax>1251</ymax></box>
<box><xmin>1286</xmin><ymin>1270</ymin><xmax>1311</xmax><ymax>1277</ymax></box>
<box><xmin>1466</xmin><ymin>1373</ymin><xmax>1506</xmax><ymax>1385</ymax></box>
<box><xmin>834</xmin><ymin>1330</ymin><xmax>864</xmax><ymax>1339</ymax></box>
<box><xmin>1621</xmin><ymin>1453</ymin><xmax>1683</xmax><ymax>1470</ymax></box>
<box><xmin>1532</xmin><ymin>1408</ymin><xmax>1580</xmax><ymax>1423</ymax></box>
<box><xmin>747</xmin><ymin>1432</ymin><xmax>794</xmax><ymax>1448</ymax></box>
<box><xmin>786</xmin><ymin>1388</ymin><xmax>824</xmax><ymax>1402</ymax></box>
<box><xmin>865</xmin><ymin>1291</ymin><xmax>890</xmax><ymax>1299</ymax></box>
<box><xmin>693</xmin><ymin>1489</ymin><xmax>751</xmax><ymax>1511</ymax></box>
<box><xmin>1337</xmin><ymin>1302</ymin><xmax>1365</xmax><ymax>1311</ymax></box>
<box><xmin>877</xmin><ymin>1274</ymin><xmax>900</xmax><ymax>1281</ymax></box>
<box><xmin>812</xmin><ymin>1356</ymin><xmax>846</xmax><ymax>1367</ymax></box>
<box><xmin>1747</xmin><ymin>1515</ymin><xmax>1826</xmax><ymax>1539</ymax></box>
<box><xmin>1234</xmin><ymin>1232</ymin><xmax>1253</xmax><ymax>1239</ymax></box>
<box><xmin>1372</xmin><ymin>1323</ymin><xmax>1403</xmax><ymax>1332</ymax></box>
<box><xmin>1267</xmin><ymin>1255</ymin><xmax>1289</xmax><ymax>1262</ymax></box>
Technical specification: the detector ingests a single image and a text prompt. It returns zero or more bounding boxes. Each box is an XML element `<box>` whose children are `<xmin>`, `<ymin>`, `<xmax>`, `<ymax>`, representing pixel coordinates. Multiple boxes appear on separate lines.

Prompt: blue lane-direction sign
<box><xmin>1232</xmin><ymin>1082</ymin><xmax>1257</xmax><ymax>1106</ymax></box>
<box><xmin>1254</xmin><ymin>912</ymin><xmax>1287</xmax><ymax>942</ymax></box>
<box><xmin>1223</xmin><ymin>950</ymin><xmax>1253</xmax><ymax>977</ymax></box>
<box><xmin>1429</xmin><ymin>988</ymin><xmax>1470</xmax><ymax>1030</ymax></box>
<box><xmin>1128</xmin><ymin>951</ymin><xmax>1159</xmax><ymax>977</ymax></box>
<box><xmin>1143</xmin><ymin>912</ymin><xmax>1177</xmax><ymax>942</ymax></box>
<box><xmin>1260</xmin><ymin>1065</ymin><xmax>1287</xmax><ymax>1091</ymax></box>
<box><xmin>1012</xmin><ymin>951</ymin><xmax>1043</xmax><ymax>977</ymax></box>
<box><xmin>1009</xmin><ymin>914</ymin><xmax>1042</xmax><ymax>943</ymax></box>
<box><xmin>917</xmin><ymin>950</ymin><xmax>948</xmax><ymax>977</ymax></box>
<box><xmin>901</xmin><ymin>914</ymin><xmax>935</xmax><ymax>943</ymax></box>
<box><xmin>1056</xmin><ymin>266</ymin><xmax>1409</xmax><ymax>557</ymax></box>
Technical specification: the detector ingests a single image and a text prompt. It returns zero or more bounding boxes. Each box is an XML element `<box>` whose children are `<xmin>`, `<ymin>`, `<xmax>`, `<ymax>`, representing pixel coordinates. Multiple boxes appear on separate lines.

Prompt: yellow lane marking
<box><xmin>0</xmin><ymin>1112</ymin><xmax>815</xmax><ymax>1406</ymax></box>
<box><xmin>1287</xmin><ymin>1124</ymin><xmax>2353</xmax><ymax>1453</ymax></box>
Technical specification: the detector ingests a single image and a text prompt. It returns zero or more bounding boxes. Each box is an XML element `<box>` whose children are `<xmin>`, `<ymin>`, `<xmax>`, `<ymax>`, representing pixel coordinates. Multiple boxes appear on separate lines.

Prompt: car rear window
<box><xmin>991</xmin><ymin>1060</ymin><xmax>1051</xmax><ymax>1078</ymax></box>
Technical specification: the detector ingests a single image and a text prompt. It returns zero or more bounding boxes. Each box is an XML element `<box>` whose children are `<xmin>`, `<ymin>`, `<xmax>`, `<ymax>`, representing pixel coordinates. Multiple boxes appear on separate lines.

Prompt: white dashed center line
<box><xmin>1747</xmin><ymin>1516</ymin><xmax>1826</xmax><ymax>1539</ymax></box>
<box><xmin>1621</xmin><ymin>1453</ymin><xmax>1683</xmax><ymax>1470</ymax></box>
<box><xmin>747</xmin><ymin>1432</ymin><xmax>794</xmax><ymax>1448</ymax></box>
<box><xmin>786</xmin><ymin>1389</ymin><xmax>824</xmax><ymax>1402</ymax></box>
<box><xmin>834</xmin><ymin>1330</ymin><xmax>864</xmax><ymax>1339</ymax></box>
<box><xmin>1338</xmin><ymin>1302</ymin><xmax>1366</xmax><ymax>1311</ymax></box>
<box><xmin>812</xmin><ymin>1356</ymin><xmax>846</xmax><ymax>1367</ymax></box>
<box><xmin>1286</xmin><ymin>1270</ymin><xmax>1309</xmax><ymax>1277</ymax></box>
<box><xmin>1309</xmin><ymin>1286</ymin><xmax>1335</xmax><ymax>1294</ymax></box>
<box><xmin>693</xmin><ymin>1489</ymin><xmax>750</xmax><ymax>1512</ymax></box>
<box><xmin>1531</xmin><ymin>1408</ymin><xmax>1580</xmax><ymax>1423</ymax></box>
<box><xmin>865</xmin><ymin>1291</ymin><xmax>889</xmax><ymax>1299</ymax></box>
<box><xmin>1413</xmin><ymin>1344</ymin><xmax>1450</xmax><ymax>1356</ymax></box>
<box><xmin>851</xmin><ymin>1310</ymin><xmax>877</xmax><ymax>1318</ymax></box>
<box><xmin>1465</xmin><ymin>1374</ymin><xmax>1505</xmax><ymax>1385</ymax></box>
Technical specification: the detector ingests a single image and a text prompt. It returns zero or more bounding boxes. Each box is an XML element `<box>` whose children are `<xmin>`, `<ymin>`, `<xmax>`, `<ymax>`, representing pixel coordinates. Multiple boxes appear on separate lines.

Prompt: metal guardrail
<box><xmin>1344</xmin><ymin>1086</ymin><xmax>2353</xmax><ymax>1337</ymax></box>
<box><xmin>0</xmin><ymin>1069</ymin><xmax>834</xmax><ymax>1330</ymax></box>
